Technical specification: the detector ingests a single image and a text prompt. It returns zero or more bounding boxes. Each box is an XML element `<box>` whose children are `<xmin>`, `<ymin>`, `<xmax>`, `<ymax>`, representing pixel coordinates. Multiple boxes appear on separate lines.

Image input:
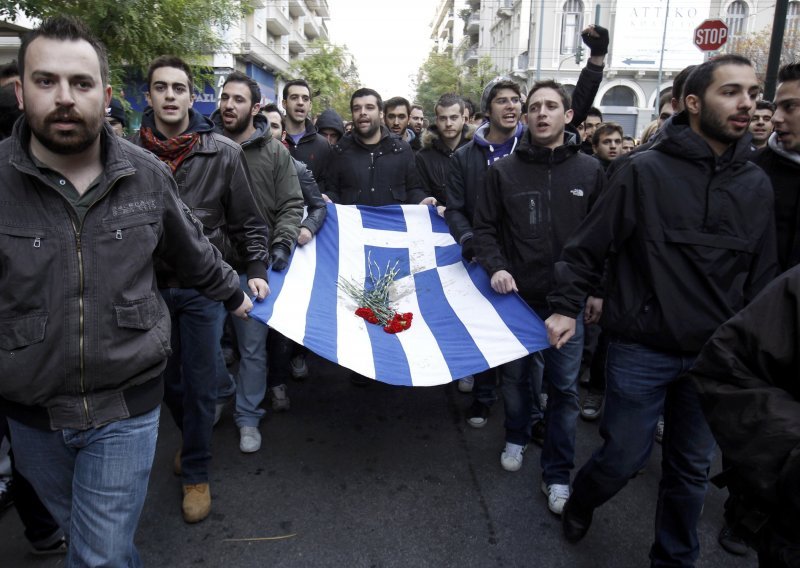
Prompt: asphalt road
<box><xmin>0</xmin><ymin>353</ymin><xmax>756</xmax><ymax>567</ymax></box>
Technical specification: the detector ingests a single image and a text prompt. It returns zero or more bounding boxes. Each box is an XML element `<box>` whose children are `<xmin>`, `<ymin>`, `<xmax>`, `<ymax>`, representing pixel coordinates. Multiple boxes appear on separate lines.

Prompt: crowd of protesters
<box><xmin>0</xmin><ymin>14</ymin><xmax>798</xmax><ymax>568</ymax></box>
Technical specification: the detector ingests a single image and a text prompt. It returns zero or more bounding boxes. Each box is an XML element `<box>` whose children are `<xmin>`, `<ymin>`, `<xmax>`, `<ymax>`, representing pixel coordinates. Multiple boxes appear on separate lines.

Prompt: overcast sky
<box><xmin>327</xmin><ymin>0</ymin><xmax>437</xmax><ymax>103</ymax></box>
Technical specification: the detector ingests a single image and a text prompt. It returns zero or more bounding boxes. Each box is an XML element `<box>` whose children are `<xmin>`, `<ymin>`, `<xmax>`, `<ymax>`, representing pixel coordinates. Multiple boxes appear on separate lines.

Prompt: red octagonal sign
<box><xmin>694</xmin><ymin>19</ymin><xmax>729</xmax><ymax>51</ymax></box>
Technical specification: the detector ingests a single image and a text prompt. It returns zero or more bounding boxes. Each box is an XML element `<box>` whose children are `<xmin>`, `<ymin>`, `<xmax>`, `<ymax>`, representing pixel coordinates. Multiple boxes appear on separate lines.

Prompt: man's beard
<box><xmin>699</xmin><ymin>101</ymin><xmax>743</xmax><ymax>146</ymax></box>
<box><xmin>27</xmin><ymin>104</ymin><xmax>104</xmax><ymax>155</ymax></box>
<box><xmin>357</xmin><ymin>119</ymin><xmax>379</xmax><ymax>140</ymax></box>
<box><xmin>223</xmin><ymin>111</ymin><xmax>251</xmax><ymax>136</ymax></box>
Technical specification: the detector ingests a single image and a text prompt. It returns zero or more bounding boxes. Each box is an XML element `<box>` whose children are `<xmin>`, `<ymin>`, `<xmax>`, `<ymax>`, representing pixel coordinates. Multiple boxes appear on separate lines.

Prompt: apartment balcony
<box><xmin>314</xmin><ymin>0</ymin><xmax>330</xmax><ymax>18</ymax></box>
<box><xmin>466</xmin><ymin>11</ymin><xmax>480</xmax><ymax>34</ymax></box>
<box><xmin>265</xmin><ymin>6</ymin><xmax>290</xmax><ymax>36</ymax></box>
<box><xmin>497</xmin><ymin>0</ymin><xmax>513</xmax><ymax>17</ymax></box>
<box><xmin>463</xmin><ymin>46</ymin><xmax>478</xmax><ymax>66</ymax></box>
<box><xmin>304</xmin><ymin>15</ymin><xmax>321</xmax><ymax>39</ymax></box>
<box><xmin>288</xmin><ymin>0</ymin><xmax>306</xmax><ymax>18</ymax></box>
<box><xmin>238</xmin><ymin>34</ymin><xmax>289</xmax><ymax>74</ymax></box>
<box><xmin>468</xmin><ymin>0</ymin><xmax>480</xmax><ymax>9</ymax></box>
<box><xmin>317</xmin><ymin>18</ymin><xmax>329</xmax><ymax>40</ymax></box>
<box><xmin>288</xmin><ymin>27</ymin><xmax>306</xmax><ymax>54</ymax></box>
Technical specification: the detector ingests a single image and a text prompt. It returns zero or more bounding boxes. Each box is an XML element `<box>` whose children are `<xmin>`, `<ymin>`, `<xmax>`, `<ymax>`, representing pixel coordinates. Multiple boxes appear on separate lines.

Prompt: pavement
<box><xmin>0</xmin><ymin>353</ymin><xmax>756</xmax><ymax>567</ymax></box>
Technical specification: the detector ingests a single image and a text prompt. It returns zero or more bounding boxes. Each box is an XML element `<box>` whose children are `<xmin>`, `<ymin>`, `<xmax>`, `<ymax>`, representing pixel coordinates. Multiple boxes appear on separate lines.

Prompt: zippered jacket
<box><xmin>0</xmin><ymin>120</ymin><xmax>241</xmax><ymax>430</ymax></box>
<box><xmin>285</xmin><ymin>117</ymin><xmax>332</xmax><ymax>191</ymax></box>
<box><xmin>473</xmin><ymin>129</ymin><xmax>605</xmax><ymax>309</ymax></box>
<box><xmin>415</xmin><ymin>124</ymin><xmax>474</xmax><ymax>205</ymax></box>
<box><xmin>549</xmin><ymin>112</ymin><xmax>779</xmax><ymax>353</ymax></box>
<box><xmin>325</xmin><ymin>126</ymin><xmax>428</xmax><ymax>206</ymax></box>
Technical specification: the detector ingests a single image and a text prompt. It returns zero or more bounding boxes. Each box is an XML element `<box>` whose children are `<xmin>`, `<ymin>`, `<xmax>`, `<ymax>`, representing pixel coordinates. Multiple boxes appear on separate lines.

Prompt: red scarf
<box><xmin>139</xmin><ymin>127</ymin><xmax>200</xmax><ymax>173</ymax></box>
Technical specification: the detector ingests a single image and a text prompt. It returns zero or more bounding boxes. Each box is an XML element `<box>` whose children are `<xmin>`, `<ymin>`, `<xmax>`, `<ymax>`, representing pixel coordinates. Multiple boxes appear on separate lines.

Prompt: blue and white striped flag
<box><xmin>250</xmin><ymin>204</ymin><xmax>549</xmax><ymax>386</ymax></box>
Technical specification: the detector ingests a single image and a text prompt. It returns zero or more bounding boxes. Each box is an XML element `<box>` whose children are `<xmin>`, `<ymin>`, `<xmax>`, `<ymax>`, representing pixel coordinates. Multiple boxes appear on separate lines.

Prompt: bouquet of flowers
<box><xmin>338</xmin><ymin>257</ymin><xmax>413</xmax><ymax>334</ymax></box>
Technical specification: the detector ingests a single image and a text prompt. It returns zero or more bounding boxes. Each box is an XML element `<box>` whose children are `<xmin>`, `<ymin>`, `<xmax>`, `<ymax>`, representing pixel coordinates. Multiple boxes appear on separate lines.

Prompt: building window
<box><xmin>601</xmin><ymin>86</ymin><xmax>637</xmax><ymax>107</ymax></box>
<box><xmin>725</xmin><ymin>1</ymin><xmax>748</xmax><ymax>36</ymax></box>
<box><xmin>560</xmin><ymin>0</ymin><xmax>584</xmax><ymax>54</ymax></box>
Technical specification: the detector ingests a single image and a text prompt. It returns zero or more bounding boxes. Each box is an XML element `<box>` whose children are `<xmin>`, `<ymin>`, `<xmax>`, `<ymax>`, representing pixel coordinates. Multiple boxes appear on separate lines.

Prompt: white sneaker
<box><xmin>290</xmin><ymin>355</ymin><xmax>309</xmax><ymax>379</ymax></box>
<box><xmin>500</xmin><ymin>442</ymin><xmax>526</xmax><ymax>472</ymax></box>
<box><xmin>457</xmin><ymin>375</ymin><xmax>474</xmax><ymax>393</ymax></box>
<box><xmin>270</xmin><ymin>384</ymin><xmax>291</xmax><ymax>411</ymax></box>
<box><xmin>239</xmin><ymin>426</ymin><xmax>261</xmax><ymax>453</ymax></box>
<box><xmin>541</xmin><ymin>481</ymin><xmax>570</xmax><ymax>515</ymax></box>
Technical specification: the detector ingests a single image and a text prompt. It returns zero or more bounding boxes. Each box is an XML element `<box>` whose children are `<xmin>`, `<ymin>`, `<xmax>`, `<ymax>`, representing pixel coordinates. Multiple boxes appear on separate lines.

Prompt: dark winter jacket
<box><xmin>415</xmin><ymin>124</ymin><xmax>474</xmax><ymax>205</ymax></box>
<box><xmin>549</xmin><ymin>111</ymin><xmax>779</xmax><ymax>353</ymax></box>
<box><xmin>473</xmin><ymin>129</ymin><xmax>605</xmax><ymax>309</ymax></box>
<box><xmin>293</xmin><ymin>157</ymin><xmax>327</xmax><ymax>235</ymax></box>
<box><xmin>285</xmin><ymin>117</ymin><xmax>333</xmax><ymax>191</ymax></box>
<box><xmin>0</xmin><ymin>120</ymin><xmax>241</xmax><ymax>430</ymax></box>
<box><xmin>753</xmin><ymin>134</ymin><xmax>800</xmax><ymax>271</ymax></box>
<box><xmin>210</xmin><ymin>111</ymin><xmax>304</xmax><ymax>252</ymax></box>
<box><xmin>135</xmin><ymin>108</ymin><xmax>270</xmax><ymax>284</ymax></box>
<box><xmin>691</xmin><ymin>265</ymin><xmax>800</xmax><ymax>543</ymax></box>
<box><xmin>325</xmin><ymin>126</ymin><xmax>428</xmax><ymax>206</ymax></box>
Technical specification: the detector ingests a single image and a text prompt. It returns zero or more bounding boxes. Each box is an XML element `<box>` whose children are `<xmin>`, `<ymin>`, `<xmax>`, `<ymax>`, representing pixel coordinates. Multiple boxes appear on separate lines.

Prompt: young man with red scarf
<box><xmin>133</xmin><ymin>56</ymin><xmax>270</xmax><ymax>524</ymax></box>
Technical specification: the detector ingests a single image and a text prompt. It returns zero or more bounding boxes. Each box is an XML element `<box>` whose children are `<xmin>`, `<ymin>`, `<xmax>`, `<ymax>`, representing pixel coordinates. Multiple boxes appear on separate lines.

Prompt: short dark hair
<box><xmin>683</xmin><ymin>54</ymin><xmax>752</xmax><ymax>101</ymax></box>
<box><xmin>586</xmin><ymin>107</ymin><xmax>603</xmax><ymax>121</ymax></box>
<box><xmin>410</xmin><ymin>103</ymin><xmax>424</xmax><ymax>114</ymax></box>
<box><xmin>592</xmin><ymin>122</ymin><xmax>624</xmax><ymax>146</ymax></box>
<box><xmin>434</xmin><ymin>93</ymin><xmax>464</xmax><ymax>115</ymax></box>
<box><xmin>756</xmin><ymin>99</ymin><xmax>776</xmax><ymax>113</ymax></box>
<box><xmin>262</xmin><ymin>103</ymin><xmax>282</xmax><ymax>115</ymax></box>
<box><xmin>526</xmin><ymin>79</ymin><xmax>571</xmax><ymax>111</ymax></box>
<box><xmin>223</xmin><ymin>71</ymin><xmax>260</xmax><ymax>107</ymax></box>
<box><xmin>658</xmin><ymin>92</ymin><xmax>672</xmax><ymax>112</ymax></box>
<box><xmin>622</xmin><ymin>135</ymin><xmax>635</xmax><ymax>143</ymax></box>
<box><xmin>384</xmin><ymin>96</ymin><xmax>411</xmax><ymax>115</ymax></box>
<box><xmin>778</xmin><ymin>62</ymin><xmax>800</xmax><ymax>83</ymax></box>
<box><xmin>0</xmin><ymin>83</ymin><xmax>21</xmax><ymax>138</ymax></box>
<box><xmin>282</xmin><ymin>79</ymin><xmax>311</xmax><ymax>102</ymax></box>
<box><xmin>462</xmin><ymin>98</ymin><xmax>475</xmax><ymax>116</ymax></box>
<box><xmin>672</xmin><ymin>65</ymin><xmax>697</xmax><ymax>104</ymax></box>
<box><xmin>350</xmin><ymin>88</ymin><xmax>383</xmax><ymax>112</ymax></box>
<box><xmin>0</xmin><ymin>60</ymin><xmax>18</xmax><ymax>80</ymax></box>
<box><xmin>147</xmin><ymin>55</ymin><xmax>193</xmax><ymax>92</ymax></box>
<box><xmin>19</xmin><ymin>17</ymin><xmax>109</xmax><ymax>85</ymax></box>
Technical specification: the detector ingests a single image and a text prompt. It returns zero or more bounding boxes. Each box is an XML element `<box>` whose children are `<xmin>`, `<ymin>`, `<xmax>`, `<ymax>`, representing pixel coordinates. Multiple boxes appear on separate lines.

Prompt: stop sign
<box><xmin>694</xmin><ymin>19</ymin><xmax>729</xmax><ymax>51</ymax></box>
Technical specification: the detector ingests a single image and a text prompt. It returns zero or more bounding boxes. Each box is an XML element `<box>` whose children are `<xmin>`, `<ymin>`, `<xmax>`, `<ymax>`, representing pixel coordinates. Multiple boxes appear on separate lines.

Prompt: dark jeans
<box><xmin>161</xmin><ymin>288</ymin><xmax>225</xmax><ymax>484</ymax></box>
<box><xmin>570</xmin><ymin>339</ymin><xmax>716</xmax><ymax>567</ymax></box>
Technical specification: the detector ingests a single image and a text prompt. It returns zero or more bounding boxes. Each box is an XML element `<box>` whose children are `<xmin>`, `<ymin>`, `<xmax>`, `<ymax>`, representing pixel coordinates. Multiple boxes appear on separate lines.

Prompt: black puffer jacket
<box><xmin>293</xmin><ymin>158</ymin><xmax>327</xmax><ymax>235</ymax></box>
<box><xmin>285</xmin><ymin>117</ymin><xmax>332</xmax><ymax>191</ymax></box>
<box><xmin>415</xmin><ymin>124</ymin><xmax>473</xmax><ymax>205</ymax></box>
<box><xmin>473</xmin><ymin>129</ymin><xmax>605</xmax><ymax>309</ymax></box>
<box><xmin>549</xmin><ymin>112</ymin><xmax>779</xmax><ymax>353</ymax></box>
<box><xmin>135</xmin><ymin>108</ymin><xmax>270</xmax><ymax>284</ymax></box>
<box><xmin>0</xmin><ymin>120</ymin><xmax>241</xmax><ymax>429</ymax></box>
<box><xmin>326</xmin><ymin>126</ymin><xmax>428</xmax><ymax>206</ymax></box>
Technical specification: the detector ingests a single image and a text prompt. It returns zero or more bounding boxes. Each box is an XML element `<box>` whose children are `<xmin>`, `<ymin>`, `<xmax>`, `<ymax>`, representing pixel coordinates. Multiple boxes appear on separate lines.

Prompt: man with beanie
<box><xmin>445</xmin><ymin>24</ymin><xmax>609</xmax><ymax>428</ymax></box>
<box><xmin>134</xmin><ymin>55</ymin><xmax>269</xmax><ymax>524</ymax></box>
<box><xmin>105</xmin><ymin>97</ymin><xmax>126</xmax><ymax>137</ymax></box>
<box><xmin>212</xmin><ymin>71</ymin><xmax>304</xmax><ymax>454</ymax></box>
<box><xmin>316</xmin><ymin>107</ymin><xmax>344</xmax><ymax>145</ymax></box>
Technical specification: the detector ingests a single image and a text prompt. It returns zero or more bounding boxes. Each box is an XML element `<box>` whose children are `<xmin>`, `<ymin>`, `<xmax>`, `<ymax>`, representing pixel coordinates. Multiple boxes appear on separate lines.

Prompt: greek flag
<box><xmin>250</xmin><ymin>204</ymin><xmax>549</xmax><ymax>386</ymax></box>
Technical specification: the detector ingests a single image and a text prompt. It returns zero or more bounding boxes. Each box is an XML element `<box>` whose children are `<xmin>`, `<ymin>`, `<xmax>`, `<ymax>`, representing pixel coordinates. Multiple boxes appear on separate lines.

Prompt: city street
<box><xmin>1</xmin><ymin>353</ymin><xmax>755</xmax><ymax>567</ymax></box>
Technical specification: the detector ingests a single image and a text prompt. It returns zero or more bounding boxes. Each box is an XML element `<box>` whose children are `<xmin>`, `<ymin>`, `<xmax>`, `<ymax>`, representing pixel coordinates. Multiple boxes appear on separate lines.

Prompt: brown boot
<box><xmin>173</xmin><ymin>449</ymin><xmax>181</xmax><ymax>476</ymax></box>
<box><xmin>182</xmin><ymin>483</ymin><xmax>211</xmax><ymax>523</ymax></box>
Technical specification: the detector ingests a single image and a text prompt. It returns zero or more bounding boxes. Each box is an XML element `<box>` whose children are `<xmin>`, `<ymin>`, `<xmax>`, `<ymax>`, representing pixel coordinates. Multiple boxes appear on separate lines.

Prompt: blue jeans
<box><xmin>230</xmin><ymin>275</ymin><xmax>269</xmax><ymax>427</ymax></box>
<box><xmin>160</xmin><ymin>288</ymin><xmax>225</xmax><ymax>484</ymax></box>
<box><xmin>570</xmin><ymin>339</ymin><xmax>716</xmax><ymax>567</ymax></box>
<box><xmin>8</xmin><ymin>407</ymin><xmax>159</xmax><ymax>568</ymax></box>
<box><xmin>538</xmin><ymin>315</ymin><xmax>584</xmax><ymax>485</ymax></box>
<box><xmin>498</xmin><ymin>347</ymin><xmax>549</xmax><ymax>446</ymax></box>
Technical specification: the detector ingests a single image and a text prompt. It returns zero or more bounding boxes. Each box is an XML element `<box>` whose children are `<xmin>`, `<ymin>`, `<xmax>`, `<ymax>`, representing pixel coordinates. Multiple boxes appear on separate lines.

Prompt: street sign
<box><xmin>694</xmin><ymin>19</ymin><xmax>729</xmax><ymax>52</ymax></box>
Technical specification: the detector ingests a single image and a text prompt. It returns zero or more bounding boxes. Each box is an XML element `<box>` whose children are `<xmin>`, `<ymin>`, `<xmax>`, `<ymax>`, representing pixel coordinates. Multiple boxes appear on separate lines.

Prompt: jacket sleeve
<box><xmin>324</xmin><ymin>150</ymin><xmax>342</xmax><ymax>203</ymax></box>
<box><xmin>743</xmin><ymin>174</ymin><xmax>780</xmax><ymax>303</ymax></box>
<box><xmin>404</xmin><ymin>151</ymin><xmax>429</xmax><ymax>204</ymax></box>
<box><xmin>444</xmin><ymin>148</ymin><xmax>475</xmax><ymax>245</ymax></box>
<box><xmin>269</xmin><ymin>143</ymin><xmax>304</xmax><ymax>251</ymax></box>
<box><xmin>156</xmin><ymin>174</ymin><xmax>244</xmax><ymax>310</ymax></box>
<box><xmin>295</xmin><ymin>159</ymin><xmax>327</xmax><ymax>235</ymax></box>
<box><xmin>415</xmin><ymin>152</ymin><xmax>436</xmax><ymax>195</ymax></box>
<box><xmin>312</xmin><ymin>138</ymin><xmax>332</xmax><ymax>194</ymax></box>
<box><xmin>569</xmin><ymin>61</ymin><xmax>604</xmax><ymax>128</ymax></box>
<box><xmin>548</xmin><ymin>159</ymin><xmax>638</xmax><ymax>318</ymax></box>
<box><xmin>472</xmin><ymin>165</ymin><xmax>509</xmax><ymax>276</ymax></box>
<box><xmin>690</xmin><ymin>269</ymin><xmax>800</xmax><ymax>519</ymax></box>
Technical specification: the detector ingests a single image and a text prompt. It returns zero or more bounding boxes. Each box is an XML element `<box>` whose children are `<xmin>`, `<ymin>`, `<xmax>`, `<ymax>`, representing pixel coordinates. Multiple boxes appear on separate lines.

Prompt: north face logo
<box><xmin>570</xmin><ymin>189</ymin><xmax>584</xmax><ymax>197</ymax></box>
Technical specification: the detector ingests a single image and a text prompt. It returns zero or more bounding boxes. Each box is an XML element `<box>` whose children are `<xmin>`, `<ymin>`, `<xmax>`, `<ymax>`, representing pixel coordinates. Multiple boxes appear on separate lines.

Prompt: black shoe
<box><xmin>466</xmin><ymin>400</ymin><xmax>489</xmax><ymax>428</ymax></box>
<box><xmin>562</xmin><ymin>497</ymin><xmax>593</xmax><ymax>543</ymax></box>
<box><xmin>30</xmin><ymin>530</ymin><xmax>67</xmax><ymax>556</ymax></box>
<box><xmin>531</xmin><ymin>420</ymin><xmax>546</xmax><ymax>447</ymax></box>
<box><xmin>718</xmin><ymin>525</ymin><xmax>749</xmax><ymax>556</ymax></box>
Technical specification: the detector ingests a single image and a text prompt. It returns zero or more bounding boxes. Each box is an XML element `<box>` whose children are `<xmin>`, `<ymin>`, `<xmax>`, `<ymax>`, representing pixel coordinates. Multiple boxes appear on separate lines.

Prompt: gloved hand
<box><xmin>461</xmin><ymin>238</ymin><xmax>475</xmax><ymax>262</ymax></box>
<box><xmin>269</xmin><ymin>243</ymin><xmax>291</xmax><ymax>271</ymax></box>
<box><xmin>581</xmin><ymin>25</ymin><xmax>609</xmax><ymax>57</ymax></box>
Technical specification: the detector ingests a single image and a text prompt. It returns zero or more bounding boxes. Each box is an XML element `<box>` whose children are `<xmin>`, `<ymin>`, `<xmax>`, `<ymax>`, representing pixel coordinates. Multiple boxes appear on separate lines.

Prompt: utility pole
<box><xmin>764</xmin><ymin>0</ymin><xmax>789</xmax><ymax>100</ymax></box>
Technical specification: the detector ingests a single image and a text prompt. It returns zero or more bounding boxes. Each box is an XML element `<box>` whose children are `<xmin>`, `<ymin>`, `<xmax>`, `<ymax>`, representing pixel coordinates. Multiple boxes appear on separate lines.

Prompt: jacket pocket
<box><xmin>508</xmin><ymin>191</ymin><xmax>543</xmax><ymax>239</ymax></box>
<box><xmin>389</xmin><ymin>184</ymin><xmax>407</xmax><ymax>203</ymax></box>
<box><xmin>0</xmin><ymin>313</ymin><xmax>47</xmax><ymax>351</ymax></box>
<box><xmin>114</xmin><ymin>296</ymin><xmax>162</xmax><ymax>330</ymax></box>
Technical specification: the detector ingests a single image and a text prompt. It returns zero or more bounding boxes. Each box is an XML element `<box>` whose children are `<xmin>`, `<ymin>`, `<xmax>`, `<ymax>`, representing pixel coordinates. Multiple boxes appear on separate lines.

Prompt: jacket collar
<box><xmin>514</xmin><ymin>128</ymin><xmax>581</xmax><ymax>164</ymax></box>
<box><xmin>208</xmin><ymin>110</ymin><xmax>273</xmax><ymax>149</ymax></box>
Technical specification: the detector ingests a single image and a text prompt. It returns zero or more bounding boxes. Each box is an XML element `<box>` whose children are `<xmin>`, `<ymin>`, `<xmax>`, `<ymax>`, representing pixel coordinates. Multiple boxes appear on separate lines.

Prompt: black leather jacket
<box><xmin>0</xmin><ymin>120</ymin><xmax>241</xmax><ymax>430</ymax></box>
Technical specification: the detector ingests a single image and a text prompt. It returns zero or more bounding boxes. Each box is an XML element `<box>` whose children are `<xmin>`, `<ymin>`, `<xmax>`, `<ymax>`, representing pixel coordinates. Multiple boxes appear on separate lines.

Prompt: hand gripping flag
<box><xmin>250</xmin><ymin>204</ymin><xmax>549</xmax><ymax>386</ymax></box>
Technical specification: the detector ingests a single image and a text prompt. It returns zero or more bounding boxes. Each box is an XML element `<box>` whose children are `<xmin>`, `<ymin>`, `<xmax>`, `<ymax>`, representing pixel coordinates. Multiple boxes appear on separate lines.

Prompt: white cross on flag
<box><xmin>250</xmin><ymin>204</ymin><xmax>549</xmax><ymax>386</ymax></box>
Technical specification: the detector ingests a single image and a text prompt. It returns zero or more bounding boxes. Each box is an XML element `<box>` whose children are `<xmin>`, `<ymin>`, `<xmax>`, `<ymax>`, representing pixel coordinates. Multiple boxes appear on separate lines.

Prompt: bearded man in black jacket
<box><xmin>545</xmin><ymin>55</ymin><xmax>778</xmax><ymax>566</ymax></box>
